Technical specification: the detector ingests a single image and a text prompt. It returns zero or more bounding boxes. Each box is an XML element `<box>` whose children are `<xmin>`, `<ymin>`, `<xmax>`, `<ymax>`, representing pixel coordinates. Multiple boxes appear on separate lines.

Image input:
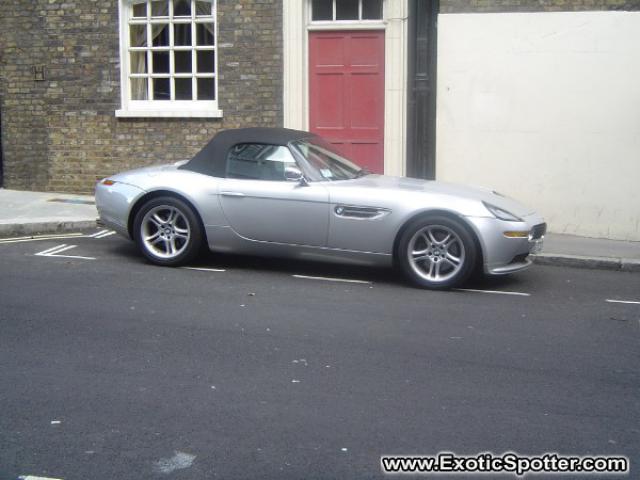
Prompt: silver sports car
<box><xmin>95</xmin><ymin>127</ymin><xmax>545</xmax><ymax>289</ymax></box>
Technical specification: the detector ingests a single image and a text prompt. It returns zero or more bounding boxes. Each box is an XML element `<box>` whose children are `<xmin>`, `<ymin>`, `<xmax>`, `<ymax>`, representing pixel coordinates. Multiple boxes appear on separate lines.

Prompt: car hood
<box><xmin>330</xmin><ymin>174</ymin><xmax>536</xmax><ymax>217</ymax></box>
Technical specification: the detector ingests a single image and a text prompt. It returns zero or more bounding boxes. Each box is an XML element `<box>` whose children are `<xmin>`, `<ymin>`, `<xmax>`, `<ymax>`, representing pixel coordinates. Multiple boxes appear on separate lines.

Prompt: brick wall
<box><xmin>0</xmin><ymin>0</ymin><xmax>283</xmax><ymax>193</ymax></box>
<box><xmin>0</xmin><ymin>1</ymin><xmax>50</xmax><ymax>190</ymax></box>
<box><xmin>440</xmin><ymin>0</ymin><xmax>640</xmax><ymax>13</ymax></box>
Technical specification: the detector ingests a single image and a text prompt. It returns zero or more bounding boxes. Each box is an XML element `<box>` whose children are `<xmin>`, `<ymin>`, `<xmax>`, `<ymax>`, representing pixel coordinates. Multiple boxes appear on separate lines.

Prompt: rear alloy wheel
<box><xmin>398</xmin><ymin>216</ymin><xmax>477</xmax><ymax>289</ymax></box>
<box><xmin>133</xmin><ymin>197</ymin><xmax>203</xmax><ymax>266</ymax></box>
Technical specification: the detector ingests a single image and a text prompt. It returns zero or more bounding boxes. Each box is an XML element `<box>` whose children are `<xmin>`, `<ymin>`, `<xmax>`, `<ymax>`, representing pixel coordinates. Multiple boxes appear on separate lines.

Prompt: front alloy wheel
<box><xmin>398</xmin><ymin>216</ymin><xmax>477</xmax><ymax>289</ymax></box>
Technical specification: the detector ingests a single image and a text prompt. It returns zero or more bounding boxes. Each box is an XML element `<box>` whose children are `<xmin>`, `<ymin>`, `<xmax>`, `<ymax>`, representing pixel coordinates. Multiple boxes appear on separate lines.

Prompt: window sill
<box><xmin>115</xmin><ymin>108</ymin><xmax>223</xmax><ymax>119</ymax></box>
<box><xmin>307</xmin><ymin>21</ymin><xmax>386</xmax><ymax>31</ymax></box>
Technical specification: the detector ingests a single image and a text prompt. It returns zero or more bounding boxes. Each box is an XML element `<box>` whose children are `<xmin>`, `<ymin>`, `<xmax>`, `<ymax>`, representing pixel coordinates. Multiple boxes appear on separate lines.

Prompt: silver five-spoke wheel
<box><xmin>408</xmin><ymin>225</ymin><xmax>465</xmax><ymax>283</ymax></box>
<box><xmin>141</xmin><ymin>205</ymin><xmax>191</xmax><ymax>259</ymax></box>
<box><xmin>133</xmin><ymin>196</ymin><xmax>203</xmax><ymax>266</ymax></box>
<box><xmin>397</xmin><ymin>215</ymin><xmax>477</xmax><ymax>289</ymax></box>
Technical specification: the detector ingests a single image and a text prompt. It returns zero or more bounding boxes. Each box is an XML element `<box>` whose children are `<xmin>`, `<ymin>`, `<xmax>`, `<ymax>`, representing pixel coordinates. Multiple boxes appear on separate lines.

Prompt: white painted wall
<box><xmin>436</xmin><ymin>11</ymin><xmax>640</xmax><ymax>241</ymax></box>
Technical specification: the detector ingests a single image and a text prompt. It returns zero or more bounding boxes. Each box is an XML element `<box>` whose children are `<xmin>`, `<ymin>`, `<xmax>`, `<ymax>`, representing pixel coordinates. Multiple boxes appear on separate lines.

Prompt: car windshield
<box><xmin>290</xmin><ymin>138</ymin><xmax>366</xmax><ymax>181</ymax></box>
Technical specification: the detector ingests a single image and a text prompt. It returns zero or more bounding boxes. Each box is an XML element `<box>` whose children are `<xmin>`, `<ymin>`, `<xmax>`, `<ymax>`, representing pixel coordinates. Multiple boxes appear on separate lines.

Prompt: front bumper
<box><xmin>466</xmin><ymin>213</ymin><xmax>546</xmax><ymax>275</ymax></box>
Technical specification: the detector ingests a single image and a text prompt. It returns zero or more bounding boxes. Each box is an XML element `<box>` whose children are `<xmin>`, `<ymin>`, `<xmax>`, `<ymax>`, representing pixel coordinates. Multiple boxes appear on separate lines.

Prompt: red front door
<box><xmin>308</xmin><ymin>30</ymin><xmax>385</xmax><ymax>173</ymax></box>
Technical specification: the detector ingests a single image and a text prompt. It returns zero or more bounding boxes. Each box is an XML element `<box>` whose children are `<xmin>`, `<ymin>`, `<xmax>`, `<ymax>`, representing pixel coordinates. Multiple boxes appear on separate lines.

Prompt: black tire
<box><xmin>397</xmin><ymin>215</ymin><xmax>477</xmax><ymax>289</ymax></box>
<box><xmin>133</xmin><ymin>196</ymin><xmax>203</xmax><ymax>267</ymax></box>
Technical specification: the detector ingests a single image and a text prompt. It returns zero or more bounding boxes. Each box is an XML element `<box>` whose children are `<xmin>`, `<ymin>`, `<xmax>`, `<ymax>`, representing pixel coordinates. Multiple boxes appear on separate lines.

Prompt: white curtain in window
<box><xmin>195</xmin><ymin>1</ymin><xmax>212</xmax><ymax>16</ymax></box>
<box><xmin>196</xmin><ymin>1</ymin><xmax>215</xmax><ymax>35</ymax></box>
<box><xmin>130</xmin><ymin>0</ymin><xmax>170</xmax><ymax>100</ymax></box>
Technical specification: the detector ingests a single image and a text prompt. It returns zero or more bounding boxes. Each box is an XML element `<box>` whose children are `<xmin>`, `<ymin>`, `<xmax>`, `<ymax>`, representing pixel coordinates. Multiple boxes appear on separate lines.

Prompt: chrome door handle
<box><xmin>220</xmin><ymin>191</ymin><xmax>245</xmax><ymax>197</ymax></box>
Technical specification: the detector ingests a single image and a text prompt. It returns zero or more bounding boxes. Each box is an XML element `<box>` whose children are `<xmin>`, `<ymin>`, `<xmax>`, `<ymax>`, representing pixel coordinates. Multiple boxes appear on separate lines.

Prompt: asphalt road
<box><xmin>0</xmin><ymin>230</ymin><xmax>639</xmax><ymax>479</ymax></box>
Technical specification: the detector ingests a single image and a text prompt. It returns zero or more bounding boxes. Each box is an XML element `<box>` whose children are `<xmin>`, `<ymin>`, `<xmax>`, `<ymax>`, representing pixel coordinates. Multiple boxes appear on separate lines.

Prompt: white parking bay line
<box><xmin>606</xmin><ymin>299</ymin><xmax>640</xmax><ymax>305</ymax></box>
<box><xmin>87</xmin><ymin>229</ymin><xmax>109</xmax><ymax>238</ymax></box>
<box><xmin>455</xmin><ymin>288</ymin><xmax>531</xmax><ymax>297</ymax></box>
<box><xmin>35</xmin><ymin>244</ymin><xmax>72</xmax><ymax>256</ymax></box>
<box><xmin>293</xmin><ymin>274</ymin><xmax>372</xmax><ymax>284</ymax></box>
<box><xmin>19</xmin><ymin>476</ymin><xmax>64</xmax><ymax>480</ymax></box>
<box><xmin>34</xmin><ymin>244</ymin><xmax>96</xmax><ymax>260</ymax></box>
<box><xmin>0</xmin><ymin>233</ymin><xmax>84</xmax><ymax>244</ymax></box>
<box><xmin>1</xmin><ymin>230</ymin><xmax>116</xmax><ymax>245</ymax></box>
<box><xmin>93</xmin><ymin>230</ymin><xmax>116</xmax><ymax>239</ymax></box>
<box><xmin>182</xmin><ymin>267</ymin><xmax>227</xmax><ymax>272</ymax></box>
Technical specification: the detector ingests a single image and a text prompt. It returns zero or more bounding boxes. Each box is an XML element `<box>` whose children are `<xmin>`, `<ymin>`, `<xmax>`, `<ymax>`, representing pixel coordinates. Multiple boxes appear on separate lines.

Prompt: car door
<box><xmin>325</xmin><ymin>179</ymin><xmax>398</xmax><ymax>254</ymax></box>
<box><xmin>218</xmin><ymin>143</ymin><xmax>329</xmax><ymax>247</ymax></box>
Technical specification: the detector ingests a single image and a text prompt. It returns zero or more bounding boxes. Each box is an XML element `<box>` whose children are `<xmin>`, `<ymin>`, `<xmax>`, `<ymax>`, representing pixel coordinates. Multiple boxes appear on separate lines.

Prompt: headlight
<box><xmin>483</xmin><ymin>202</ymin><xmax>523</xmax><ymax>222</ymax></box>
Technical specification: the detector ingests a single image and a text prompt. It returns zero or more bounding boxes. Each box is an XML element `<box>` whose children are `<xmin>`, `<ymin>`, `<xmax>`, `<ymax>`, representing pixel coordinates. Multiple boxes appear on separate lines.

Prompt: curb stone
<box><xmin>621</xmin><ymin>259</ymin><xmax>640</xmax><ymax>273</ymax></box>
<box><xmin>0</xmin><ymin>220</ymin><xmax>98</xmax><ymax>238</ymax></box>
<box><xmin>532</xmin><ymin>253</ymin><xmax>640</xmax><ymax>273</ymax></box>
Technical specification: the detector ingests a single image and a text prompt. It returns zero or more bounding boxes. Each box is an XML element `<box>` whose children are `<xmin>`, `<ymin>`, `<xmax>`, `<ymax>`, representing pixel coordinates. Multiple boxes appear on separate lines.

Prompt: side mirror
<box><xmin>284</xmin><ymin>165</ymin><xmax>304</xmax><ymax>183</ymax></box>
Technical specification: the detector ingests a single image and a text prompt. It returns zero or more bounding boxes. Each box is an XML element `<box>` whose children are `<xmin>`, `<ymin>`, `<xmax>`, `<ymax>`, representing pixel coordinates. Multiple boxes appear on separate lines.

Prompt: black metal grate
<box><xmin>531</xmin><ymin>223</ymin><xmax>547</xmax><ymax>239</ymax></box>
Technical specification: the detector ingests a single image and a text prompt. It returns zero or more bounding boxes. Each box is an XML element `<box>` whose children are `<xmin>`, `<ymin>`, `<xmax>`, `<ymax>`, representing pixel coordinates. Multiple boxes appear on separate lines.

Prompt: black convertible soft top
<box><xmin>179</xmin><ymin>127</ymin><xmax>315</xmax><ymax>177</ymax></box>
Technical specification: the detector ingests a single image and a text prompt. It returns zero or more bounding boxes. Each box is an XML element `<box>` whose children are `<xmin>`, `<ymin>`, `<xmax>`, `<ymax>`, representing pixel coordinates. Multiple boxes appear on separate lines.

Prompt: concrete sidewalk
<box><xmin>0</xmin><ymin>189</ymin><xmax>97</xmax><ymax>237</ymax></box>
<box><xmin>0</xmin><ymin>188</ymin><xmax>639</xmax><ymax>272</ymax></box>
<box><xmin>537</xmin><ymin>233</ymin><xmax>640</xmax><ymax>272</ymax></box>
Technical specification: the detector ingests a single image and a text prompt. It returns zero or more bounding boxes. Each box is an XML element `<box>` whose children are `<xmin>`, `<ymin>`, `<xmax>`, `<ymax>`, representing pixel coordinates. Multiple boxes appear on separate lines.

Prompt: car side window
<box><xmin>226</xmin><ymin>143</ymin><xmax>297</xmax><ymax>181</ymax></box>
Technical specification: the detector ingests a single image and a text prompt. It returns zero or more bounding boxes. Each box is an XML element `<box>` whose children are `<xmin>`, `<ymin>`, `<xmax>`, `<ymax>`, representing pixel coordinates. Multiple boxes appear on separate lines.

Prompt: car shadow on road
<box><xmin>110</xmin><ymin>240</ymin><xmax>142</xmax><ymax>259</ymax></box>
<box><xmin>193</xmin><ymin>250</ymin><xmax>532</xmax><ymax>292</ymax></box>
<box><xmin>197</xmin><ymin>249</ymin><xmax>398</xmax><ymax>282</ymax></box>
<box><xmin>464</xmin><ymin>271</ymin><xmax>532</xmax><ymax>291</ymax></box>
<box><xmin>106</xmin><ymin>238</ymin><xmax>533</xmax><ymax>292</ymax></box>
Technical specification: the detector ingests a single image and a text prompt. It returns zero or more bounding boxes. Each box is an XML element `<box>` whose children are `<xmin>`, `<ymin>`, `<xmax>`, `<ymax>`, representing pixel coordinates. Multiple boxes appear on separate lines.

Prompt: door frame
<box><xmin>406</xmin><ymin>0</ymin><xmax>439</xmax><ymax>180</ymax></box>
<box><xmin>0</xmin><ymin>96</ymin><xmax>3</xmax><ymax>187</ymax></box>
<box><xmin>283</xmin><ymin>0</ymin><xmax>409</xmax><ymax>177</ymax></box>
<box><xmin>308</xmin><ymin>29</ymin><xmax>386</xmax><ymax>173</ymax></box>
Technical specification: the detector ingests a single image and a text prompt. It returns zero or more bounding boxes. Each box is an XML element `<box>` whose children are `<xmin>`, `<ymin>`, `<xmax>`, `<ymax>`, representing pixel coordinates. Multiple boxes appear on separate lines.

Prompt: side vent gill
<box><xmin>334</xmin><ymin>205</ymin><xmax>390</xmax><ymax>220</ymax></box>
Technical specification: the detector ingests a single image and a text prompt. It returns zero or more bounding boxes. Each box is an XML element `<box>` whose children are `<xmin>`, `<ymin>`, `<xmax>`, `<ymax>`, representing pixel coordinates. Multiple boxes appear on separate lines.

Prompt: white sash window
<box><xmin>310</xmin><ymin>0</ymin><xmax>383</xmax><ymax>22</ymax></box>
<box><xmin>117</xmin><ymin>0</ymin><xmax>222</xmax><ymax>117</ymax></box>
